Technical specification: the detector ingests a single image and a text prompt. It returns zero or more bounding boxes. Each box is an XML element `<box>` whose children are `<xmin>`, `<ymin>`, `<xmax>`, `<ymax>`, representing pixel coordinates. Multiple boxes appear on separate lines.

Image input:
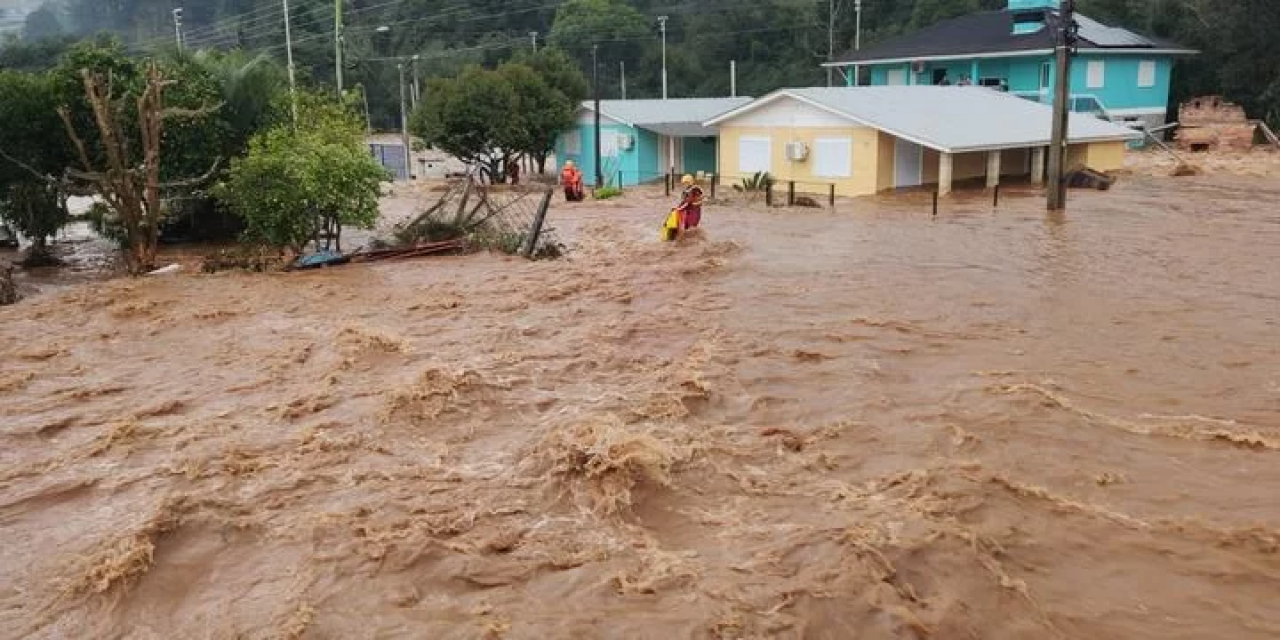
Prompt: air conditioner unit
<box><xmin>616</xmin><ymin>133</ymin><xmax>635</xmax><ymax>150</ymax></box>
<box><xmin>785</xmin><ymin>141</ymin><xmax>809</xmax><ymax>162</ymax></box>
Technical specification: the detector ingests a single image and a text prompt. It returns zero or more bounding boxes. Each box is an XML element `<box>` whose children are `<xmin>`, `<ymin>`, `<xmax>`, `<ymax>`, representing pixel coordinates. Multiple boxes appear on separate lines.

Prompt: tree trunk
<box><xmin>536</xmin><ymin>152</ymin><xmax>549</xmax><ymax>175</ymax></box>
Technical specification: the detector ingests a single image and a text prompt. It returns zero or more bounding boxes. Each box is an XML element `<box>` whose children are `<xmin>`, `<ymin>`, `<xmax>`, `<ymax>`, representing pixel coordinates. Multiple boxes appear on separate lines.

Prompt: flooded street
<box><xmin>2</xmin><ymin>174</ymin><xmax>1279</xmax><ymax>639</ymax></box>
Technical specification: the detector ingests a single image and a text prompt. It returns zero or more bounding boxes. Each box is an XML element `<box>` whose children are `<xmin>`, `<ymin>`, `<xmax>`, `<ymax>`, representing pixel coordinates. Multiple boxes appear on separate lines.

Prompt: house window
<box><xmin>564</xmin><ymin>130</ymin><xmax>582</xmax><ymax>155</ymax></box>
<box><xmin>738</xmin><ymin>136</ymin><xmax>772</xmax><ymax>174</ymax></box>
<box><xmin>1138</xmin><ymin>60</ymin><xmax>1157</xmax><ymax>88</ymax></box>
<box><xmin>1040</xmin><ymin>62</ymin><xmax>1051</xmax><ymax>92</ymax></box>
<box><xmin>1087</xmin><ymin>60</ymin><xmax>1106</xmax><ymax>89</ymax></box>
<box><xmin>886</xmin><ymin>68</ymin><xmax>907</xmax><ymax>86</ymax></box>
<box><xmin>813</xmin><ymin>138</ymin><xmax>853</xmax><ymax>178</ymax></box>
<box><xmin>600</xmin><ymin>131</ymin><xmax>619</xmax><ymax>157</ymax></box>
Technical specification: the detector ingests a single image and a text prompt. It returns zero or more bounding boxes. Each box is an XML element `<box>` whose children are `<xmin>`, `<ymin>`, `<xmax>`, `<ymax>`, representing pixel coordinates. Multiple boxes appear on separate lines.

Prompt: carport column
<box><xmin>1031</xmin><ymin>146</ymin><xmax>1046</xmax><ymax>184</ymax></box>
<box><xmin>938</xmin><ymin>152</ymin><xmax>954</xmax><ymax>197</ymax></box>
<box><xmin>986</xmin><ymin>150</ymin><xmax>1002</xmax><ymax>188</ymax></box>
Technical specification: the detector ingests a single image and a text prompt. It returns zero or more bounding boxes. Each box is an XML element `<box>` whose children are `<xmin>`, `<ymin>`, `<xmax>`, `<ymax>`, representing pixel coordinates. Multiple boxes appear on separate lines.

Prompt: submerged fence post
<box><xmin>787</xmin><ymin>181</ymin><xmax>796</xmax><ymax>206</ymax></box>
<box><xmin>766</xmin><ymin>182</ymin><xmax>773</xmax><ymax>207</ymax></box>
<box><xmin>665</xmin><ymin>172</ymin><xmax>671</xmax><ymax>197</ymax></box>
<box><xmin>933</xmin><ymin>190</ymin><xmax>939</xmax><ymax>217</ymax></box>
<box><xmin>993</xmin><ymin>184</ymin><xmax>1001</xmax><ymax>208</ymax></box>
<box><xmin>522</xmin><ymin>187</ymin><xmax>554</xmax><ymax>258</ymax></box>
<box><xmin>618</xmin><ymin>171</ymin><xmax>623</xmax><ymax>192</ymax></box>
<box><xmin>829</xmin><ymin>184</ymin><xmax>836</xmax><ymax>208</ymax></box>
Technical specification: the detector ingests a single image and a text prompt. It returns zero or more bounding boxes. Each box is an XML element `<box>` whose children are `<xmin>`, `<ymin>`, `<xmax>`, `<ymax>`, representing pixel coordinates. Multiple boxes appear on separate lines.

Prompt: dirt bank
<box><xmin>2</xmin><ymin>176</ymin><xmax>1279</xmax><ymax>639</ymax></box>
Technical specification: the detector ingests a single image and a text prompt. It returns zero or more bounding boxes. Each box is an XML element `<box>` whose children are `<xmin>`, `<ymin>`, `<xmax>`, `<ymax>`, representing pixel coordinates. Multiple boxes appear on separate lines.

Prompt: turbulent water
<box><xmin>2</xmin><ymin>175</ymin><xmax>1279</xmax><ymax>639</ymax></box>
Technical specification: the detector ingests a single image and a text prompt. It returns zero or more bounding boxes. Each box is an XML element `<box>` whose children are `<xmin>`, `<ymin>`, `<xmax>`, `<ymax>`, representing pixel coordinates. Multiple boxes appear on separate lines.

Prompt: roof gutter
<box><xmin>825</xmin><ymin>46</ymin><xmax>1198</xmax><ymax>67</ymax></box>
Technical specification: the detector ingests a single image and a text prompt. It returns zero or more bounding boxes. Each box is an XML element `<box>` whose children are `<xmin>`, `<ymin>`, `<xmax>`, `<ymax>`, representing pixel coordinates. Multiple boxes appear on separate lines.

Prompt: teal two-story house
<box><xmin>825</xmin><ymin>0</ymin><xmax>1196</xmax><ymax>132</ymax></box>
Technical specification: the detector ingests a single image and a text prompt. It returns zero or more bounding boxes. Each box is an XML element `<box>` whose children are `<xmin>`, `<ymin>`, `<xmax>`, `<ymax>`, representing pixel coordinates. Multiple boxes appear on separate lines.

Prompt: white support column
<box><xmin>939</xmin><ymin>152</ymin><xmax>954</xmax><ymax>196</ymax></box>
<box><xmin>986</xmin><ymin>150</ymin><xmax>1002</xmax><ymax>188</ymax></box>
<box><xmin>1031</xmin><ymin>146</ymin><xmax>1046</xmax><ymax>184</ymax></box>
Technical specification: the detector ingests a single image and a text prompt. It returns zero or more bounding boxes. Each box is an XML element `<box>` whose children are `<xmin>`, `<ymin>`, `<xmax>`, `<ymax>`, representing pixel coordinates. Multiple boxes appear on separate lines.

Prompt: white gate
<box><xmin>894</xmin><ymin>139</ymin><xmax>923</xmax><ymax>188</ymax></box>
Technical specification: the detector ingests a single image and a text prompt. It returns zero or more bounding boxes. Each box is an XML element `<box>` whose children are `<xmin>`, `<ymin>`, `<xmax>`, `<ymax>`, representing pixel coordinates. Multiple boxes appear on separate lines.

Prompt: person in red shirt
<box><xmin>676</xmin><ymin>174</ymin><xmax>704</xmax><ymax>230</ymax></box>
<box><xmin>561</xmin><ymin>161</ymin><xmax>584</xmax><ymax>202</ymax></box>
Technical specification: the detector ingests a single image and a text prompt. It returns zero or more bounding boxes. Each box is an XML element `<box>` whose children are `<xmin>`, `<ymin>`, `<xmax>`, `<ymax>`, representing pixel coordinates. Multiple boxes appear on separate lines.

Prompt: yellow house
<box><xmin>704</xmin><ymin>86</ymin><xmax>1139</xmax><ymax>197</ymax></box>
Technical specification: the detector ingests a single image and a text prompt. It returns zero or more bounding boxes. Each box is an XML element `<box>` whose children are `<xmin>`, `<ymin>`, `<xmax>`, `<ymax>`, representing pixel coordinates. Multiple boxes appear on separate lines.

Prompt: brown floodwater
<box><xmin>1</xmin><ymin>175</ymin><xmax>1278</xmax><ymax>639</ymax></box>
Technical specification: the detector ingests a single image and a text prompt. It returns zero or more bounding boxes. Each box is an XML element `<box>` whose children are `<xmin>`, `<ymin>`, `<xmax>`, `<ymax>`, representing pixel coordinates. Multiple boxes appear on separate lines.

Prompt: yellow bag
<box><xmin>661</xmin><ymin>209</ymin><xmax>680</xmax><ymax>242</ymax></box>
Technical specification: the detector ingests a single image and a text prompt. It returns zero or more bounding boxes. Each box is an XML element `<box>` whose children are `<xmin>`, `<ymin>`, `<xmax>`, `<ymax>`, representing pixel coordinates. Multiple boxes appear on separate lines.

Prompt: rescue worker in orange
<box><xmin>561</xmin><ymin>160</ymin><xmax>585</xmax><ymax>202</ymax></box>
<box><xmin>675</xmin><ymin>174</ymin><xmax>704</xmax><ymax>230</ymax></box>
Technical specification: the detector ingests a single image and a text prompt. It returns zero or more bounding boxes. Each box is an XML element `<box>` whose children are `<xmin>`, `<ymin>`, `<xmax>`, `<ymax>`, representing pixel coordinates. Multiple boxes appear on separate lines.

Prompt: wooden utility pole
<box><xmin>1047</xmin><ymin>0</ymin><xmax>1076</xmax><ymax>211</ymax></box>
<box><xmin>592</xmin><ymin>44</ymin><xmax>603</xmax><ymax>189</ymax></box>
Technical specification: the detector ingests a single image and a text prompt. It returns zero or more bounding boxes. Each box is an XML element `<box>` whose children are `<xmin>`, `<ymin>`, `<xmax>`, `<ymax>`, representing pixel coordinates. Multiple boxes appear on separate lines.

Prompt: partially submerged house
<box><xmin>825</xmin><ymin>0</ymin><xmax>1196</xmax><ymax>131</ymax></box>
<box><xmin>705</xmin><ymin>86</ymin><xmax>1140</xmax><ymax>197</ymax></box>
<box><xmin>555</xmin><ymin>97</ymin><xmax>752</xmax><ymax>186</ymax></box>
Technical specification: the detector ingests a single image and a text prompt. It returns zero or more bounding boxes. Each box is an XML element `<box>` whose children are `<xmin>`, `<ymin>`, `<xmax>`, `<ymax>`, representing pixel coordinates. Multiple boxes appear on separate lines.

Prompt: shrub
<box><xmin>594</xmin><ymin>185</ymin><xmax>622</xmax><ymax>200</ymax></box>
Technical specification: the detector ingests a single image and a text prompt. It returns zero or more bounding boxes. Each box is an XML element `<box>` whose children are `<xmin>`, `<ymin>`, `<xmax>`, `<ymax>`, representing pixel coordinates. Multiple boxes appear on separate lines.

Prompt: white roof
<box><xmin>705</xmin><ymin>86</ymin><xmax>1141</xmax><ymax>153</ymax></box>
<box><xmin>581</xmin><ymin>97</ymin><xmax>754</xmax><ymax>137</ymax></box>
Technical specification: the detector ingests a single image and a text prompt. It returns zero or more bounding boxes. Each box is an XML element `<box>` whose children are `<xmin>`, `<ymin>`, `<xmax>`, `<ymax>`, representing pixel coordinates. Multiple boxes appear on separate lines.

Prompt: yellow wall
<box><xmin>719</xmin><ymin>125</ymin><xmax>1126</xmax><ymax>196</ymax></box>
<box><xmin>718</xmin><ymin>126</ymin><xmax>881</xmax><ymax>197</ymax></box>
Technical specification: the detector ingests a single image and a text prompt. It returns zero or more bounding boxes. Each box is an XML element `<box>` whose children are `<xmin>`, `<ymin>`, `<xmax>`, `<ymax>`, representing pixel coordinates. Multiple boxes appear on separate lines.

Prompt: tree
<box><xmin>548</xmin><ymin>0</ymin><xmax>650</xmax><ymax>72</ymax></box>
<box><xmin>0</xmin><ymin>69</ymin><xmax>73</xmax><ymax>265</ymax></box>
<box><xmin>498</xmin><ymin>61</ymin><xmax>575</xmax><ymax>174</ymax></box>
<box><xmin>54</xmin><ymin>41</ymin><xmax>221</xmax><ymax>274</ymax></box>
<box><xmin>411</xmin><ymin>65</ymin><xmax>519</xmax><ymax>181</ymax></box>
<box><xmin>217</xmin><ymin>93</ymin><xmax>387</xmax><ymax>254</ymax></box>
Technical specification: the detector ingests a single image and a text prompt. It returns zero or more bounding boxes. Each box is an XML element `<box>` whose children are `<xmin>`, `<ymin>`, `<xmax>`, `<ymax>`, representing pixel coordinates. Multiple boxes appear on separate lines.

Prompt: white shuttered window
<box><xmin>1138</xmin><ymin>60</ymin><xmax>1156</xmax><ymax>88</ymax></box>
<box><xmin>813</xmin><ymin>137</ymin><xmax>853</xmax><ymax>178</ymax></box>
<box><xmin>739</xmin><ymin>136</ymin><xmax>772</xmax><ymax>174</ymax></box>
<box><xmin>1087</xmin><ymin>60</ymin><xmax>1106</xmax><ymax>89</ymax></box>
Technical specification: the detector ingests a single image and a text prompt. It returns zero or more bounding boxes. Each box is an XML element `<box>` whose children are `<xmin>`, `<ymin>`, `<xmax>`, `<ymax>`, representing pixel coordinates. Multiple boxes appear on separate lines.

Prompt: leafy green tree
<box><xmin>410</xmin><ymin>65</ymin><xmax>519</xmax><ymax>180</ymax></box>
<box><xmin>0</xmin><ymin>69</ymin><xmax>72</xmax><ymax>264</ymax></box>
<box><xmin>548</xmin><ymin>0</ymin><xmax>650</xmax><ymax>72</ymax></box>
<box><xmin>511</xmin><ymin>47</ymin><xmax>591</xmax><ymax>105</ymax></box>
<box><xmin>498</xmin><ymin>61</ymin><xmax>575</xmax><ymax>174</ymax></box>
<box><xmin>217</xmin><ymin>93</ymin><xmax>387</xmax><ymax>253</ymax></box>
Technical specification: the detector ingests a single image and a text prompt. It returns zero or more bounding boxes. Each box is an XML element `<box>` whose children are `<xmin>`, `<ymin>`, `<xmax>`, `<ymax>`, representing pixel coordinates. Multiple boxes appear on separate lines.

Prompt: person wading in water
<box><xmin>662</xmin><ymin>174</ymin><xmax>705</xmax><ymax>241</ymax></box>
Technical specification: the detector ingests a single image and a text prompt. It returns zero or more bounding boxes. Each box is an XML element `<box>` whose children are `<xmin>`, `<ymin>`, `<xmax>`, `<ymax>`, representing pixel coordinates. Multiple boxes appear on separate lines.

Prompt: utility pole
<box><xmin>1047</xmin><ymin>0</ymin><xmax>1077</xmax><ymax>211</ymax></box>
<box><xmin>592</xmin><ymin>44</ymin><xmax>603</xmax><ymax>189</ymax></box>
<box><xmin>530</xmin><ymin>31</ymin><xmax>538</xmax><ymax>53</ymax></box>
<box><xmin>730</xmin><ymin>60</ymin><xmax>736</xmax><ymax>97</ymax></box>
<box><xmin>827</xmin><ymin>0</ymin><xmax>835</xmax><ymax>87</ymax></box>
<box><xmin>283</xmin><ymin>0</ymin><xmax>297</xmax><ymax>126</ymax></box>
<box><xmin>335</xmin><ymin>0</ymin><xmax>344</xmax><ymax>95</ymax></box>
<box><xmin>172</xmin><ymin>8</ymin><xmax>184</xmax><ymax>51</ymax></box>
<box><xmin>853</xmin><ymin>0</ymin><xmax>863</xmax><ymax>86</ymax></box>
<box><xmin>398</xmin><ymin>62</ymin><xmax>411</xmax><ymax>180</ymax></box>
<box><xmin>657</xmin><ymin>15</ymin><xmax>669</xmax><ymax>100</ymax></box>
<box><xmin>411</xmin><ymin>54</ymin><xmax>420</xmax><ymax>111</ymax></box>
<box><xmin>620</xmin><ymin>61</ymin><xmax>626</xmax><ymax>100</ymax></box>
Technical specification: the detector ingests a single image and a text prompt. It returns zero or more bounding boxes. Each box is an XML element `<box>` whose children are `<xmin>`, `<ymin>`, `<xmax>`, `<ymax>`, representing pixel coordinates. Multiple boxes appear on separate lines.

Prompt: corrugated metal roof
<box><xmin>1074</xmin><ymin>14</ymin><xmax>1155</xmax><ymax>48</ymax></box>
<box><xmin>831</xmin><ymin>10</ymin><xmax>1192</xmax><ymax>65</ymax></box>
<box><xmin>707</xmin><ymin>86</ymin><xmax>1141</xmax><ymax>154</ymax></box>
<box><xmin>581</xmin><ymin>97</ymin><xmax>754</xmax><ymax>137</ymax></box>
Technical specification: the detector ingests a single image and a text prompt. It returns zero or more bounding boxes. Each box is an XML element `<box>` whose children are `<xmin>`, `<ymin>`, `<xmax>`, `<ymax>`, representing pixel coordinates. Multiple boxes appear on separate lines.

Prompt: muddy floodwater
<box><xmin>2</xmin><ymin>175</ymin><xmax>1279</xmax><ymax>639</ymax></box>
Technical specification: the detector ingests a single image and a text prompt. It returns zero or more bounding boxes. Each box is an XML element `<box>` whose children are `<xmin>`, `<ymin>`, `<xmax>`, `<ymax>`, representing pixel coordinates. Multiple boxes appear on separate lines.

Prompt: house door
<box><xmin>894</xmin><ymin>139</ymin><xmax>923</xmax><ymax>188</ymax></box>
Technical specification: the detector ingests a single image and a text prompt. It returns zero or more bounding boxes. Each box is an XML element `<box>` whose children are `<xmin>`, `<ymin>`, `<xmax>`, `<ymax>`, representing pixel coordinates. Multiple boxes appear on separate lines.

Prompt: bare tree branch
<box><xmin>159</xmin><ymin>158</ymin><xmax>222</xmax><ymax>190</ymax></box>
<box><xmin>0</xmin><ymin>145</ymin><xmax>56</xmax><ymax>184</ymax></box>
<box><xmin>161</xmin><ymin>102</ymin><xmax>224</xmax><ymax>121</ymax></box>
